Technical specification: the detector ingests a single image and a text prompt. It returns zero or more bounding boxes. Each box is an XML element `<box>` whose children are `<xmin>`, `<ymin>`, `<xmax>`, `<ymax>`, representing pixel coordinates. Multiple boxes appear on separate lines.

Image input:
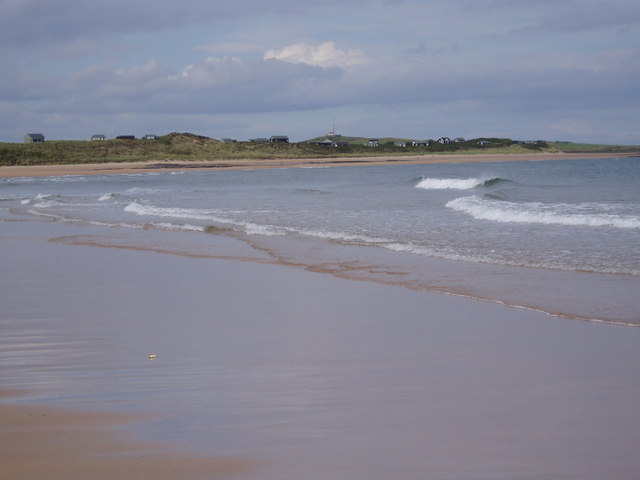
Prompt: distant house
<box><xmin>335</xmin><ymin>141</ymin><xmax>349</xmax><ymax>147</ymax></box>
<box><xmin>412</xmin><ymin>140</ymin><xmax>429</xmax><ymax>147</ymax></box>
<box><xmin>116</xmin><ymin>135</ymin><xmax>136</xmax><ymax>140</ymax></box>
<box><xmin>477</xmin><ymin>140</ymin><xmax>491</xmax><ymax>146</ymax></box>
<box><xmin>367</xmin><ymin>139</ymin><xmax>379</xmax><ymax>147</ymax></box>
<box><xmin>24</xmin><ymin>133</ymin><xmax>45</xmax><ymax>143</ymax></box>
<box><xmin>437</xmin><ymin>137</ymin><xmax>452</xmax><ymax>144</ymax></box>
<box><xmin>143</xmin><ymin>134</ymin><xmax>159</xmax><ymax>140</ymax></box>
<box><xmin>394</xmin><ymin>141</ymin><xmax>407</xmax><ymax>147</ymax></box>
<box><xmin>269</xmin><ymin>135</ymin><xmax>289</xmax><ymax>143</ymax></box>
<box><xmin>316</xmin><ymin>138</ymin><xmax>334</xmax><ymax>147</ymax></box>
<box><xmin>454</xmin><ymin>137</ymin><xmax>465</xmax><ymax>143</ymax></box>
<box><xmin>91</xmin><ymin>134</ymin><xmax>107</xmax><ymax>141</ymax></box>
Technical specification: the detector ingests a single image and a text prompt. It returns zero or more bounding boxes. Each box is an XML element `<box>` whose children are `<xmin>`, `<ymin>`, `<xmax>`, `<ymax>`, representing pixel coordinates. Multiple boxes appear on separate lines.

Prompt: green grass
<box><xmin>548</xmin><ymin>141</ymin><xmax>640</xmax><ymax>153</ymax></box>
<box><xmin>2</xmin><ymin>133</ymin><xmax>637</xmax><ymax>167</ymax></box>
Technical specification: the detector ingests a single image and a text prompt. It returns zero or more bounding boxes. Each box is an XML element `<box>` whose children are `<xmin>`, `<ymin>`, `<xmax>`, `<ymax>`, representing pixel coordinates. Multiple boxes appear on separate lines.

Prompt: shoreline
<box><xmin>1</xmin><ymin>151</ymin><xmax>636</xmax><ymax>178</ymax></box>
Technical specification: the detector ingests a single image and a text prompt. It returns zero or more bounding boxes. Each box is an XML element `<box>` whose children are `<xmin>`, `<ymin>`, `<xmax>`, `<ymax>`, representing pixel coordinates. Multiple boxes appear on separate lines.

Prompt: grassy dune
<box><xmin>1</xmin><ymin>133</ymin><xmax>637</xmax><ymax>167</ymax></box>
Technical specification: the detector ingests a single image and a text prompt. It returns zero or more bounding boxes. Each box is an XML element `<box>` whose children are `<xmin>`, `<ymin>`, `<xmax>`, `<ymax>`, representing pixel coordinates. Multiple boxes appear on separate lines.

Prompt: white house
<box><xmin>24</xmin><ymin>133</ymin><xmax>45</xmax><ymax>143</ymax></box>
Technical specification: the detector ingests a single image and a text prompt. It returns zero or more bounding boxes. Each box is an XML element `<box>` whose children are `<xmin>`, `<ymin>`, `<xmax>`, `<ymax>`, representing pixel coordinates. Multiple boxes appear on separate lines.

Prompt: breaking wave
<box><xmin>446</xmin><ymin>196</ymin><xmax>640</xmax><ymax>229</ymax></box>
<box><xmin>124</xmin><ymin>201</ymin><xmax>286</xmax><ymax>236</ymax></box>
<box><xmin>416</xmin><ymin>176</ymin><xmax>509</xmax><ymax>190</ymax></box>
<box><xmin>98</xmin><ymin>192</ymin><xmax>119</xmax><ymax>201</ymax></box>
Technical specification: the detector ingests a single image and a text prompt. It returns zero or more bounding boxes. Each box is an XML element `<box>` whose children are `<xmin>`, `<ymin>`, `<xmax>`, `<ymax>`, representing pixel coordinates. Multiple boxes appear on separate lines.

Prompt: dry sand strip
<box><xmin>0</xmin><ymin>151</ymin><xmax>637</xmax><ymax>178</ymax></box>
<box><xmin>0</xmin><ymin>390</ymin><xmax>258</xmax><ymax>480</ymax></box>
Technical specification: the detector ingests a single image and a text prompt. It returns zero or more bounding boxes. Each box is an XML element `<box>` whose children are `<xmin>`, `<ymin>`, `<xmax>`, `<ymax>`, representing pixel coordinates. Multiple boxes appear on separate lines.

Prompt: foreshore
<box><xmin>0</xmin><ymin>151</ymin><xmax>636</xmax><ymax>178</ymax></box>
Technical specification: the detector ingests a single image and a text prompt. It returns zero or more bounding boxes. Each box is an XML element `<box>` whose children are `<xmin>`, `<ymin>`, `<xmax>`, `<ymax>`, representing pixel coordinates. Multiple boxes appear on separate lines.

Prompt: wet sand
<box><xmin>0</xmin><ymin>390</ymin><xmax>257</xmax><ymax>480</ymax></box>
<box><xmin>0</xmin><ymin>151</ymin><xmax>636</xmax><ymax>178</ymax></box>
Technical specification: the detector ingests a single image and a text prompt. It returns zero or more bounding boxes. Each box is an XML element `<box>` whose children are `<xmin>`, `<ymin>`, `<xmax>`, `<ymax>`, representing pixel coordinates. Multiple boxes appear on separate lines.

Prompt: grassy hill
<box><xmin>1</xmin><ymin>133</ymin><xmax>637</xmax><ymax>167</ymax></box>
<box><xmin>547</xmin><ymin>141</ymin><xmax>640</xmax><ymax>153</ymax></box>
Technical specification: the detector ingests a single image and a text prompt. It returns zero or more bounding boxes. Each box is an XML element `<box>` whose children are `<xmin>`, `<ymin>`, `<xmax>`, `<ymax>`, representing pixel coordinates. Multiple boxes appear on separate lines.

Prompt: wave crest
<box><xmin>446</xmin><ymin>196</ymin><xmax>640</xmax><ymax>229</ymax></box>
<box><xmin>416</xmin><ymin>176</ymin><xmax>508</xmax><ymax>190</ymax></box>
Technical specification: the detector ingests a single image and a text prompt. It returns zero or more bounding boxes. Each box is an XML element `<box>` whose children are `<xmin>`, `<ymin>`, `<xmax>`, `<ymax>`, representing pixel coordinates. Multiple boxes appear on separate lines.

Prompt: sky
<box><xmin>1</xmin><ymin>0</ymin><xmax>639</xmax><ymax>144</ymax></box>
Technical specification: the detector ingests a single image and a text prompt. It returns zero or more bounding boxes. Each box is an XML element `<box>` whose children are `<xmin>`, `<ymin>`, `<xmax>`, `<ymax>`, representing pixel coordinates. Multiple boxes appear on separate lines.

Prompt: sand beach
<box><xmin>1</xmin><ymin>153</ymin><xmax>639</xmax><ymax>479</ymax></box>
<box><xmin>0</xmin><ymin>151</ymin><xmax>636</xmax><ymax>178</ymax></box>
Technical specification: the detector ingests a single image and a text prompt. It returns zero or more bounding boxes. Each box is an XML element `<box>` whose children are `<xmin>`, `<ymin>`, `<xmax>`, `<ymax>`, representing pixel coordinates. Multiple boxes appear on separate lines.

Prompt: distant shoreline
<box><xmin>0</xmin><ymin>151</ymin><xmax>637</xmax><ymax>178</ymax></box>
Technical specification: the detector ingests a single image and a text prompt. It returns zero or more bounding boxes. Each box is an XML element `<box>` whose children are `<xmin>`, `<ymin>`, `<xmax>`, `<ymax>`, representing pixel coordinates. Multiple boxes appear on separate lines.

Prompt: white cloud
<box><xmin>264</xmin><ymin>42</ymin><xmax>367</xmax><ymax>68</ymax></box>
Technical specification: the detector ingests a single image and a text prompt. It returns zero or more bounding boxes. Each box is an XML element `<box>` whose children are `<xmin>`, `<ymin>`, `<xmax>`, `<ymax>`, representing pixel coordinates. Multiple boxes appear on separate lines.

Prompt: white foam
<box><xmin>292</xmin><ymin>227</ymin><xmax>392</xmax><ymax>244</ymax></box>
<box><xmin>416</xmin><ymin>177</ymin><xmax>488</xmax><ymax>190</ymax></box>
<box><xmin>446</xmin><ymin>196</ymin><xmax>640</xmax><ymax>229</ymax></box>
<box><xmin>98</xmin><ymin>192</ymin><xmax>118</xmax><ymax>201</ymax></box>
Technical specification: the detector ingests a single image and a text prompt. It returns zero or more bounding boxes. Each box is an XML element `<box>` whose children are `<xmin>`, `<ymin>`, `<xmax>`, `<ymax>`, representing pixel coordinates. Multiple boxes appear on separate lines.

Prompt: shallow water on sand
<box><xmin>1</xmin><ymin>215</ymin><xmax>640</xmax><ymax>480</ymax></box>
<box><xmin>2</xmin><ymin>157</ymin><xmax>639</xmax><ymax>325</ymax></box>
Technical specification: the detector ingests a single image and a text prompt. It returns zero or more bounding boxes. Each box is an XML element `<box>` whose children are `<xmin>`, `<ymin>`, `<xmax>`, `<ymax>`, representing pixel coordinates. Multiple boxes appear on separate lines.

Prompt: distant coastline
<box><xmin>1</xmin><ymin>151</ymin><xmax>637</xmax><ymax>178</ymax></box>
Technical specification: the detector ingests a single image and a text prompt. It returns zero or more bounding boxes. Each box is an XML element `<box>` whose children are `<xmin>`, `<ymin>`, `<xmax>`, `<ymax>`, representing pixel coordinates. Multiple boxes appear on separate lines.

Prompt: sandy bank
<box><xmin>0</xmin><ymin>390</ymin><xmax>257</xmax><ymax>480</ymax></box>
<box><xmin>1</xmin><ymin>151</ymin><xmax>636</xmax><ymax>178</ymax></box>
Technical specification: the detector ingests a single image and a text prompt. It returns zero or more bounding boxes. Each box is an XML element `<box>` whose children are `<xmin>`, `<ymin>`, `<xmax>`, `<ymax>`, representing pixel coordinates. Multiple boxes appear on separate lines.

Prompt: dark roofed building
<box><xmin>24</xmin><ymin>133</ymin><xmax>45</xmax><ymax>143</ymax></box>
<box><xmin>269</xmin><ymin>135</ymin><xmax>289</xmax><ymax>143</ymax></box>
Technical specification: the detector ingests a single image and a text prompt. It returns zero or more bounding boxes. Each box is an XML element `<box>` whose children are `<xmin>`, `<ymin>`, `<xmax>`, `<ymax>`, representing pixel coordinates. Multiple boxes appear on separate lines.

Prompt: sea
<box><xmin>2</xmin><ymin>155</ymin><xmax>640</xmax><ymax>480</ymax></box>
<box><xmin>2</xmin><ymin>156</ymin><xmax>639</xmax><ymax>325</ymax></box>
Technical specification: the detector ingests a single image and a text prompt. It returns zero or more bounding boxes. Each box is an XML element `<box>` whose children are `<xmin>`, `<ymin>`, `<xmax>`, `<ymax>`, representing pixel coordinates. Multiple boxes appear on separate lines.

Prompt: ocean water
<box><xmin>2</xmin><ymin>156</ymin><xmax>638</xmax><ymax>325</ymax></box>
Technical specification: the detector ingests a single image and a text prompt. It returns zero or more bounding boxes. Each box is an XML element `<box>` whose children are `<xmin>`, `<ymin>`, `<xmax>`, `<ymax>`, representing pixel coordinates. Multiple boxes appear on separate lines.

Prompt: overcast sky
<box><xmin>2</xmin><ymin>0</ymin><xmax>639</xmax><ymax>143</ymax></box>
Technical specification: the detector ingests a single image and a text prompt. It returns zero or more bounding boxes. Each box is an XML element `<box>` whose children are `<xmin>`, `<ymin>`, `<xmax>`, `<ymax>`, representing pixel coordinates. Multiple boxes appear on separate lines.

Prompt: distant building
<box><xmin>367</xmin><ymin>139</ymin><xmax>379</xmax><ymax>147</ymax></box>
<box><xmin>116</xmin><ymin>135</ymin><xmax>136</xmax><ymax>140</ymax></box>
<box><xmin>250</xmin><ymin>138</ymin><xmax>268</xmax><ymax>143</ymax></box>
<box><xmin>454</xmin><ymin>137</ymin><xmax>465</xmax><ymax>143</ymax></box>
<box><xmin>143</xmin><ymin>134</ymin><xmax>159</xmax><ymax>140</ymax></box>
<box><xmin>437</xmin><ymin>137</ymin><xmax>452</xmax><ymax>144</ymax></box>
<box><xmin>91</xmin><ymin>134</ymin><xmax>107</xmax><ymax>141</ymax></box>
<box><xmin>335</xmin><ymin>141</ymin><xmax>349</xmax><ymax>147</ymax></box>
<box><xmin>394</xmin><ymin>141</ymin><xmax>407</xmax><ymax>147</ymax></box>
<box><xmin>477</xmin><ymin>140</ymin><xmax>491</xmax><ymax>146</ymax></box>
<box><xmin>269</xmin><ymin>135</ymin><xmax>289</xmax><ymax>143</ymax></box>
<box><xmin>316</xmin><ymin>138</ymin><xmax>334</xmax><ymax>146</ymax></box>
<box><xmin>412</xmin><ymin>140</ymin><xmax>429</xmax><ymax>147</ymax></box>
<box><xmin>24</xmin><ymin>133</ymin><xmax>45</xmax><ymax>143</ymax></box>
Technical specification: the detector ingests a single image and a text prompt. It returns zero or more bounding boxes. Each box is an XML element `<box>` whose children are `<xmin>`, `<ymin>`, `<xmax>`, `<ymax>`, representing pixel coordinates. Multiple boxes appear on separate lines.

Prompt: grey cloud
<box><xmin>36</xmin><ymin>57</ymin><xmax>343</xmax><ymax>115</ymax></box>
<box><xmin>0</xmin><ymin>0</ymin><xmax>381</xmax><ymax>47</ymax></box>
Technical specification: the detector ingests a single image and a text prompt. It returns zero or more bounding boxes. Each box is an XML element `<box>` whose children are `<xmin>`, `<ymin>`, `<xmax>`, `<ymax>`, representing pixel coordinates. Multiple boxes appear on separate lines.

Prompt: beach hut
<box><xmin>24</xmin><ymin>133</ymin><xmax>45</xmax><ymax>143</ymax></box>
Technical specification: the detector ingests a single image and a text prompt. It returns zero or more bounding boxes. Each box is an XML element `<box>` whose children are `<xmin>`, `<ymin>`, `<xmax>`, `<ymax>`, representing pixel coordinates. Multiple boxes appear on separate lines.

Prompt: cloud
<box><xmin>196</xmin><ymin>42</ymin><xmax>262</xmax><ymax>54</ymax></box>
<box><xmin>0</xmin><ymin>0</ymin><xmax>378</xmax><ymax>47</ymax></box>
<box><xmin>264</xmin><ymin>42</ymin><xmax>368</xmax><ymax>68</ymax></box>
